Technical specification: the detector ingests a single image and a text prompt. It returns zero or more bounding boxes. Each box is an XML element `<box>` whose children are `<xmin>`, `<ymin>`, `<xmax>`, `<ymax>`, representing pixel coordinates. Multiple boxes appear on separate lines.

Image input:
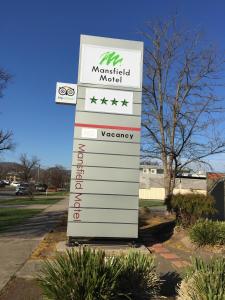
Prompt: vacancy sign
<box><xmin>55</xmin><ymin>82</ymin><xmax>77</xmax><ymax>105</ymax></box>
<box><xmin>79</xmin><ymin>44</ymin><xmax>143</xmax><ymax>89</ymax></box>
<box><xmin>85</xmin><ymin>88</ymin><xmax>133</xmax><ymax>115</ymax></box>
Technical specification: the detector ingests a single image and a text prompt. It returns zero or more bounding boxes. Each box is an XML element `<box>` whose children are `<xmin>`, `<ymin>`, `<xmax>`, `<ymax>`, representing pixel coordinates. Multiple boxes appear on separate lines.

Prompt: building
<box><xmin>139</xmin><ymin>165</ymin><xmax>207</xmax><ymax>200</ymax></box>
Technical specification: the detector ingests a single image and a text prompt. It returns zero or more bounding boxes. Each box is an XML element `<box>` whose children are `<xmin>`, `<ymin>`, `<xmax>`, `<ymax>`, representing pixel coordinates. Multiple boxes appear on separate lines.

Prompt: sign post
<box><xmin>57</xmin><ymin>35</ymin><xmax>143</xmax><ymax>239</ymax></box>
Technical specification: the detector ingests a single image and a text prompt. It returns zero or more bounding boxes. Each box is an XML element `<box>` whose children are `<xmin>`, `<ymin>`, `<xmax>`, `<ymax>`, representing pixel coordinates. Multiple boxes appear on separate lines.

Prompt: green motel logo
<box><xmin>99</xmin><ymin>51</ymin><xmax>123</xmax><ymax>66</ymax></box>
<box><xmin>91</xmin><ymin>50</ymin><xmax>129</xmax><ymax>84</ymax></box>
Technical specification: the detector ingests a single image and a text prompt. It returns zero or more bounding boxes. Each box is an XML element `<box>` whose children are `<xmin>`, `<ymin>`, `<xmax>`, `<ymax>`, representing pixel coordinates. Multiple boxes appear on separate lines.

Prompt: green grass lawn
<box><xmin>139</xmin><ymin>199</ymin><xmax>165</xmax><ymax>207</ymax></box>
<box><xmin>0</xmin><ymin>197</ymin><xmax>64</xmax><ymax>206</ymax></box>
<box><xmin>46</xmin><ymin>191</ymin><xmax>69</xmax><ymax>197</ymax></box>
<box><xmin>0</xmin><ymin>208</ymin><xmax>43</xmax><ymax>232</ymax></box>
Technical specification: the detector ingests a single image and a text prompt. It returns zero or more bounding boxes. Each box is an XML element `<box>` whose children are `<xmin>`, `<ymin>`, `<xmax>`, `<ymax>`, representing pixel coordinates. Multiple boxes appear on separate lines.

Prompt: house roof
<box><xmin>207</xmin><ymin>172</ymin><xmax>225</xmax><ymax>180</ymax></box>
<box><xmin>140</xmin><ymin>165</ymin><xmax>163</xmax><ymax>169</ymax></box>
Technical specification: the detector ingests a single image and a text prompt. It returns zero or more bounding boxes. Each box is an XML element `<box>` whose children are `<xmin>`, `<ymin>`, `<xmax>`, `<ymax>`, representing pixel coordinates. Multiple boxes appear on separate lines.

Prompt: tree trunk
<box><xmin>163</xmin><ymin>160</ymin><xmax>176</xmax><ymax>211</ymax></box>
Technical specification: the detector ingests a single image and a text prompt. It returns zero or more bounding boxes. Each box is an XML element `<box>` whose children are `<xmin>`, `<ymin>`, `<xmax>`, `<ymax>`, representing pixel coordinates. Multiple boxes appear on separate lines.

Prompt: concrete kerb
<box><xmin>16</xmin><ymin>259</ymin><xmax>44</xmax><ymax>280</ymax></box>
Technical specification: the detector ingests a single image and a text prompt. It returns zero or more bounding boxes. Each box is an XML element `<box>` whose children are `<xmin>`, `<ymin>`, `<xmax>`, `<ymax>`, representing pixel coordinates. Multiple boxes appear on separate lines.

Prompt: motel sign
<box><xmin>56</xmin><ymin>35</ymin><xmax>143</xmax><ymax>238</ymax></box>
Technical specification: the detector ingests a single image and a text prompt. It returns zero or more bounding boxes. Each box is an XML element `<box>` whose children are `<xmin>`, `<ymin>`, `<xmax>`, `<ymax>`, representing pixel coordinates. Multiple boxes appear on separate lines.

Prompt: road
<box><xmin>0</xmin><ymin>189</ymin><xmax>16</xmax><ymax>200</ymax></box>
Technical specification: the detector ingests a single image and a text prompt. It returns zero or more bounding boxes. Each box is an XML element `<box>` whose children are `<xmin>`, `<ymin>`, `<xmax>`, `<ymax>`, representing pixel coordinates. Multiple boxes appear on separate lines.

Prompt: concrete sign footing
<box><xmin>57</xmin><ymin>240</ymin><xmax>150</xmax><ymax>256</ymax></box>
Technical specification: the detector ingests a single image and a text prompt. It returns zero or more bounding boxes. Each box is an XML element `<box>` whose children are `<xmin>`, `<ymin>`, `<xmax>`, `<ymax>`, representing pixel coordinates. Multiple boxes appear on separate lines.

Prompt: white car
<box><xmin>2</xmin><ymin>180</ymin><xmax>10</xmax><ymax>185</ymax></box>
<box><xmin>10</xmin><ymin>181</ymin><xmax>20</xmax><ymax>187</ymax></box>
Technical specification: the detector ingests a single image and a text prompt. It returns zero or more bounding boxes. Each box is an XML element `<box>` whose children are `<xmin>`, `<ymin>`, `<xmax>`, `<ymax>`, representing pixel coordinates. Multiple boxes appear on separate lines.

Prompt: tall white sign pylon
<box><xmin>56</xmin><ymin>35</ymin><xmax>143</xmax><ymax>239</ymax></box>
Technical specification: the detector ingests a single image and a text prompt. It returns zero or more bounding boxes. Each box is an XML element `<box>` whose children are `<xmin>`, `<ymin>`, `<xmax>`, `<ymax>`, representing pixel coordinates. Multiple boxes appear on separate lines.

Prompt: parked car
<box><xmin>10</xmin><ymin>181</ymin><xmax>20</xmax><ymax>187</ymax></box>
<box><xmin>0</xmin><ymin>180</ymin><xmax>6</xmax><ymax>187</ymax></box>
<box><xmin>15</xmin><ymin>183</ymin><xmax>34</xmax><ymax>196</ymax></box>
<box><xmin>35</xmin><ymin>183</ymin><xmax>48</xmax><ymax>192</ymax></box>
<box><xmin>2</xmin><ymin>180</ymin><xmax>10</xmax><ymax>185</ymax></box>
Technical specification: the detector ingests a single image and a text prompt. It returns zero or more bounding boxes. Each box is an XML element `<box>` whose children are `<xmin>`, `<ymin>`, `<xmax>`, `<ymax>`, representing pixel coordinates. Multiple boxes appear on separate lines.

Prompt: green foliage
<box><xmin>0</xmin><ymin>197</ymin><xmax>63</xmax><ymax>206</ymax></box>
<box><xmin>38</xmin><ymin>247</ymin><xmax>118</xmax><ymax>300</ymax></box>
<box><xmin>38</xmin><ymin>247</ymin><xmax>160</xmax><ymax>300</ymax></box>
<box><xmin>117</xmin><ymin>251</ymin><xmax>160</xmax><ymax>299</ymax></box>
<box><xmin>189</xmin><ymin>219</ymin><xmax>225</xmax><ymax>246</ymax></box>
<box><xmin>171</xmin><ymin>193</ymin><xmax>216</xmax><ymax>227</ymax></box>
<box><xmin>139</xmin><ymin>199</ymin><xmax>165</xmax><ymax>207</ymax></box>
<box><xmin>177</xmin><ymin>257</ymin><xmax>225</xmax><ymax>300</ymax></box>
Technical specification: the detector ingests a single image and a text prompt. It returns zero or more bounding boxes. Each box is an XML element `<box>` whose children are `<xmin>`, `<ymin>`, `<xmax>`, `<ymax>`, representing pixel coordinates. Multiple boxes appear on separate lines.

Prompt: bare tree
<box><xmin>19</xmin><ymin>153</ymin><xmax>40</xmax><ymax>182</ymax></box>
<box><xmin>0</xmin><ymin>68</ymin><xmax>11</xmax><ymax>98</ymax></box>
<box><xmin>0</xmin><ymin>130</ymin><xmax>14</xmax><ymax>151</ymax></box>
<box><xmin>141</xmin><ymin>19</ymin><xmax>225</xmax><ymax>208</ymax></box>
<box><xmin>43</xmin><ymin>165</ymin><xmax>70</xmax><ymax>189</ymax></box>
<box><xmin>140</xmin><ymin>158</ymin><xmax>159</xmax><ymax>166</ymax></box>
<box><xmin>0</xmin><ymin>68</ymin><xmax>14</xmax><ymax>153</ymax></box>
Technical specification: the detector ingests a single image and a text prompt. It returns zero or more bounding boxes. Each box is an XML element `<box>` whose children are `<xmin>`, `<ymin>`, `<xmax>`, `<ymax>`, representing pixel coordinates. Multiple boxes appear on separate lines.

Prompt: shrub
<box><xmin>189</xmin><ymin>219</ymin><xmax>225</xmax><ymax>246</ymax></box>
<box><xmin>177</xmin><ymin>257</ymin><xmax>225</xmax><ymax>300</ymax></box>
<box><xmin>171</xmin><ymin>193</ymin><xmax>216</xmax><ymax>227</ymax></box>
<box><xmin>38</xmin><ymin>247</ymin><xmax>119</xmax><ymax>300</ymax></box>
<box><xmin>38</xmin><ymin>247</ymin><xmax>160</xmax><ymax>300</ymax></box>
<box><xmin>117</xmin><ymin>251</ymin><xmax>160</xmax><ymax>299</ymax></box>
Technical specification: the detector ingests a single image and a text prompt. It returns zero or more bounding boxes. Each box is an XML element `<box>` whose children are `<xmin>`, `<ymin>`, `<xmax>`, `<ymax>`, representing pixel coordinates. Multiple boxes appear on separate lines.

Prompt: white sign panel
<box><xmin>85</xmin><ymin>88</ymin><xmax>133</xmax><ymax>115</ymax></box>
<box><xmin>79</xmin><ymin>44</ymin><xmax>142</xmax><ymax>88</ymax></box>
<box><xmin>81</xmin><ymin>128</ymin><xmax>98</xmax><ymax>139</ymax></box>
<box><xmin>55</xmin><ymin>82</ymin><xmax>77</xmax><ymax>105</ymax></box>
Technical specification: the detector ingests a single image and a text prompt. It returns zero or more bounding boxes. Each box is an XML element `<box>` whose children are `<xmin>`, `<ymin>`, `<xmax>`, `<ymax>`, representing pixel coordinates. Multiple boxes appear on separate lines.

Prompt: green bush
<box><xmin>177</xmin><ymin>257</ymin><xmax>225</xmax><ymax>300</ymax></box>
<box><xmin>38</xmin><ymin>247</ymin><xmax>160</xmax><ymax>300</ymax></box>
<box><xmin>189</xmin><ymin>219</ymin><xmax>225</xmax><ymax>246</ymax></box>
<box><xmin>38</xmin><ymin>247</ymin><xmax>118</xmax><ymax>300</ymax></box>
<box><xmin>171</xmin><ymin>193</ymin><xmax>216</xmax><ymax>227</ymax></box>
<box><xmin>117</xmin><ymin>251</ymin><xmax>160</xmax><ymax>299</ymax></box>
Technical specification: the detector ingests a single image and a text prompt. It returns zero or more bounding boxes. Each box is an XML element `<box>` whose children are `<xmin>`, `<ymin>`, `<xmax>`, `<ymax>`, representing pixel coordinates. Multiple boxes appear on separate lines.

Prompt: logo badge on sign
<box><xmin>55</xmin><ymin>82</ymin><xmax>77</xmax><ymax>105</ymax></box>
<box><xmin>99</xmin><ymin>51</ymin><xmax>123</xmax><ymax>66</ymax></box>
<box><xmin>58</xmin><ymin>86</ymin><xmax>75</xmax><ymax>96</ymax></box>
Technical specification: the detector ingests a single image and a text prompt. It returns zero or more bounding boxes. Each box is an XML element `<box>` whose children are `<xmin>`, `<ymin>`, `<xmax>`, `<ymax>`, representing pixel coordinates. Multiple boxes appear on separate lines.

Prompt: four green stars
<box><xmin>90</xmin><ymin>96</ymin><xmax>129</xmax><ymax>107</ymax></box>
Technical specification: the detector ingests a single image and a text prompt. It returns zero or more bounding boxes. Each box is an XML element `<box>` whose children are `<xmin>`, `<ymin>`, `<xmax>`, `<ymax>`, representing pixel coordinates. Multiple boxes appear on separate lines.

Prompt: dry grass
<box><xmin>31</xmin><ymin>214</ymin><xmax>67</xmax><ymax>259</ymax></box>
<box><xmin>139</xmin><ymin>207</ymin><xmax>175</xmax><ymax>229</ymax></box>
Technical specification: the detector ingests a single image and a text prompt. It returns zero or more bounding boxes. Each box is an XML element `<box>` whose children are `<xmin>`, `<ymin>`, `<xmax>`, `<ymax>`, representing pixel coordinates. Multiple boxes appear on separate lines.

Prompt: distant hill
<box><xmin>0</xmin><ymin>162</ymin><xmax>21</xmax><ymax>170</ymax></box>
<box><xmin>0</xmin><ymin>163</ymin><xmax>21</xmax><ymax>178</ymax></box>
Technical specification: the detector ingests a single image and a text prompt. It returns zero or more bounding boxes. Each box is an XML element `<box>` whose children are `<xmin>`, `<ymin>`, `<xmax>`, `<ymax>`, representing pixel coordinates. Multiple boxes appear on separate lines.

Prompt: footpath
<box><xmin>0</xmin><ymin>197</ymin><xmax>68</xmax><ymax>292</ymax></box>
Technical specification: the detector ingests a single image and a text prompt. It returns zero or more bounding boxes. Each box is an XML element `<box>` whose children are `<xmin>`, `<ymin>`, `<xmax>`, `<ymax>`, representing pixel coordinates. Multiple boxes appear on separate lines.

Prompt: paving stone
<box><xmin>149</xmin><ymin>246</ymin><xmax>170</xmax><ymax>254</ymax></box>
<box><xmin>160</xmin><ymin>252</ymin><xmax>180</xmax><ymax>260</ymax></box>
<box><xmin>156</xmin><ymin>248</ymin><xmax>170</xmax><ymax>253</ymax></box>
<box><xmin>150</xmin><ymin>244</ymin><xmax>164</xmax><ymax>250</ymax></box>
<box><xmin>152</xmin><ymin>243</ymin><xmax>164</xmax><ymax>248</ymax></box>
<box><xmin>171</xmin><ymin>260</ymin><xmax>190</xmax><ymax>268</ymax></box>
